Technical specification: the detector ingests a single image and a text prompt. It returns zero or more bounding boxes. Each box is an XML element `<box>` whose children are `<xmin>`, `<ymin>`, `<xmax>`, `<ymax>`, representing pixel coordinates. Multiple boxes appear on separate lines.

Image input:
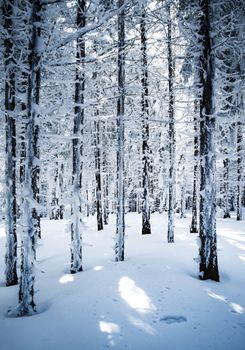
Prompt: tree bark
<box><xmin>70</xmin><ymin>0</ymin><xmax>86</xmax><ymax>274</ymax></box>
<box><xmin>198</xmin><ymin>0</ymin><xmax>219</xmax><ymax>282</ymax></box>
<box><xmin>236</xmin><ymin>117</ymin><xmax>242</xmax><ymax>220</ymax></box>
<box><xmin>190</xmin><ymin>101</ymin><xmax>199</xmax><ymax>233</ymax></box>
<box><xmin>140</xmin><ymin>7</ymin><xmax>151</xmax><ymax>235</ymax></box>
<box><xmin>3</xmin><ymin>0</ymin><xmax>18</xmax><ymax>286</ymax></box>
<box><xmin>167</xmin><ymin>4</ymin><xmax>176</xmax><ymax>243</ymax></box>
<box><xmin>18</xmin><ymin>0</ymin><xmax>44</xmax><ymax>315</ymax></box>
<box><xmin>94</xmin><ymin>119</ymin><xmax>103</xmax><ymax>231</ymax></box>
<box><xmin>115</xmin><ymin>0</ymin><xmax>125</xmax><ymax>262</ymax></box>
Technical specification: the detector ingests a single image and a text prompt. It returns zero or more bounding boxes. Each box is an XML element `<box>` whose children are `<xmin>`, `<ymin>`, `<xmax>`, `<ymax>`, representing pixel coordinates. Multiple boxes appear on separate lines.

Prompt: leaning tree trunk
<box><xmin>70</xmin><ymin>0</ymin><xmax>86</xmax><ymax>274</ymax></box>
<box><xmin>3</xmin><ymin>0</ymin><xmax>18</xmax><ymax>286</ymax></box>
<box><xmin>140</xmin><ymin>7</ymin><xmax>151</xmax><ymax>235</ymax></box>
<box><xmin>198</xmin><ymin>0</ymin><xmax>219</xmax><ymax>282</ymax></box>
<box><xmin>115</xmin><ymin>0</ymin><xmax>125</xmax><ymax>262</ymax></box>
<box><xmin>167</xmin><ymin>4</ymin><xmax>176</xmax><ymax>243</ymax></box>
<box><xmin>190</xmin><ymin>101</ymin><xmax>199</xmax><ymax>233</ymax></box>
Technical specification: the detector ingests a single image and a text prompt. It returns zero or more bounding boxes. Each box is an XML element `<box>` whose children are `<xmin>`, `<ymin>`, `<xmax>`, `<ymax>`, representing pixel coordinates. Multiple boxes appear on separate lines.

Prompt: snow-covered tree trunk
<box><xmin>179</xmin><ymin>156</ymin><xmax>187</xmax><ymax>219</ymax></box>
<box><xmin>59</xmin><ymin>163</ymin><xmax>65</xmax><ymax>219</ymax></box>
<box><xmin>4</xmin><ymin>0</ymin><xmax>18</xmax><ymax>286</ymax></box>
<box><xmin>198</xmin><ymin>0</ymin><xmax>219</xmax><ymax>282</ymax></box>
<box><xmin>94</xmin><ymin>119</ymin><xmax>103</xmax><ymax>231</ymax></box>
<box><xmin>222</xmin><ymin>157</ymin><xmax>230</xmax><ymax>218</ymax></box>
<box><xmin>167</xmin><ymin>4</ymin><xmax>176</xmax><ymax>243</ymax></box>
<box><xmin>236</xmin><ymin>116</ymin><xmax>243</xmax><ymax>221</ymax></box>
<box><xmin>70</xmin><ymin>0</ymin><xmax>86</xmax><ymax>273</ymax></box>
<box><xmin>29</xmin><ymin>0</ymin><xmax>42</xmax><ymax>240</ymax></box>
<box><xmin>102</xmin><ymin>151</ymin><xmax>109</xmax><ymax>225</ymax></box>
<box><xmin>115</xmin><ymin>0</ymin><xmax>125</xmax><ymax>262</ymax></box>
<box><xmin>50</xmin><ymin>161</ymin><xmax>60</xmax><ymax>220</ymax></box>
<box><xmin>18</xmin><ymin>0</ymin><xmax>43</xmax><ymax>315</ymax></box>
<box><xmin>190</xmin><ymin>103</ymin><xmax>199</xmax><ymax>233</ymax></box>
<box><xmin>140</xmin><ymin>7</ymin><xmax>151</xmax><ymax>235</ymax></box>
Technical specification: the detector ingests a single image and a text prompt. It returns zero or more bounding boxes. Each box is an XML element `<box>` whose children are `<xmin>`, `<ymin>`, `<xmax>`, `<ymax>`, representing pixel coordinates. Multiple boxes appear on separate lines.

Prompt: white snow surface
<box><xmin>0</xmin><ymin>213</ymin><xmax>245</xmax><ymax>350</ymax></box>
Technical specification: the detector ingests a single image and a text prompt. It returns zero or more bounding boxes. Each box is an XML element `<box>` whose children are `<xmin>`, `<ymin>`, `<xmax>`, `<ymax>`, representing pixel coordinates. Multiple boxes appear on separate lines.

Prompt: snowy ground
<box><xmin>0</xmin><ymin>212</ymin><xmax>245</xmax><ymax>350</ymax></box>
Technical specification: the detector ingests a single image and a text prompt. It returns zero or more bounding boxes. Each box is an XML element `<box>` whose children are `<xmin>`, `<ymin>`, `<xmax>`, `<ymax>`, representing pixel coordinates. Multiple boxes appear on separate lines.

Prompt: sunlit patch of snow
<box><xmin>177</xmin><ymin>234</ymin><xmax>189</xmax><ymax>241</ymax></box>
<box><xmin>230</xmin><ymin>303</ymin><xmax>244</xmax><ymax>314</ymax></box>
<box><xmin>207</xmin><ymin>289</ymin><xmax>244</xmax><ymax>314</ymax></box>
<box><xmin>99</xmin><ymin>321</ymin><xmax>120</xmax><ymax>334</ymax></box>
<box><xmin>93</xmin><ymin>266</ymin><xmax>104</xmax><ymax>271</ymax></box>
<box><xmin>128</xmin><ymin>316</ymin><xmax>155</xmax><ymax>335</ymax></box>
<box><xmin>207</xmin><ymin>290</ymin><xmax>226</xmax><ymax>302</ymax></box>
<box><xmin>238</xmin><ymin>255</ymin><xmax>245</xmax><ymax>262</ymax></box>
<box><xmin>59</xmin><ymin>274</ymin><xmax>74</xmax><ymax>284</ymax></box>
<box><xmin>0</xmin><ymin>227</ymin><xmax>5</xmax><ymax>238</ymax></box>
<box><xmin>226</xmin><ymin>239</ymin><xmax>245</xmax><ymax>251</ymax></box>
<box><xmin>118</xmin><ymin>277</ymin><xmax>156</xmax><ymax>314</ymax></box>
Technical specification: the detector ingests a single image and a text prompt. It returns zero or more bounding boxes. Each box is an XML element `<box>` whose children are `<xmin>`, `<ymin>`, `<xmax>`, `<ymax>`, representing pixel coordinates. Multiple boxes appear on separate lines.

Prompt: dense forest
<box><xmin>0</xmin><ymin>0</ymin><xmax>244</xmax><ymax>335</ymax></box>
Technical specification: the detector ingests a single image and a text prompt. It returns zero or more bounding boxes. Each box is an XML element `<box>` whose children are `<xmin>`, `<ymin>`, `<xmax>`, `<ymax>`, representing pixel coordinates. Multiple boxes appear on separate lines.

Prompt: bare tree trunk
<box><xmin>115</xmin><ymin>0</ymin><xmax>125</xmax><ymax>262</ymax></box>
<box><xmin>198</xmin><ymin>0</ymin><xmax>219</xmax><ymax>282</ymax></box>
<box><xmin>167</xmin><ymin>4</ymin><xmax>176</xmax><ymax>243</ymax></box>
<box><xmin>70</xmin><ymin>0</ymin><xmax>86</xmax><ymax>274</ymax></box>
<box><xmin>3</xmin><ymin>0</ymin><xmax>18</xmax><ymax>286</ymax></box>
<box><xmin>140</xmin><ymin>7</ymin><xmax>151</xmax><ymax>235</ymax></box>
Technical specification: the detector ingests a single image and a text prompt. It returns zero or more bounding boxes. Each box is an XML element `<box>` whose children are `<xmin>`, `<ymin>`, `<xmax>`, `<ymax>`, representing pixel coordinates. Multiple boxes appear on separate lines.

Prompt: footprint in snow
<box><xmin>160</xmin><ymin>315</ymin><xmax>187</xmax><ymax>324</ymax></box>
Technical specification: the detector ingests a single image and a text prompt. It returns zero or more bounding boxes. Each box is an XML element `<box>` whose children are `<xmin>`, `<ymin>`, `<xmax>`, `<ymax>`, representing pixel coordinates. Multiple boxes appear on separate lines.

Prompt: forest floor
<box><xmin>0</xmin><ymin>212</ymin><xmax>245</xmax><ymax>350</ymax></box>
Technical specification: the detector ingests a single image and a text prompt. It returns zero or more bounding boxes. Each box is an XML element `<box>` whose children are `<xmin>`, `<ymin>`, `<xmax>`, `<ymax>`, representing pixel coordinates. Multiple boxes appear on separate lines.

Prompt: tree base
<box><xmin>190</xmin><ymin>226</ymin><xmax>198</xmax><ymax>234</ymax></box>
<box><xmin>142</xmin><ymin>226</ymin><xmax>151</xmax><ymax>235</ymax></box>
<box><xmin>6</xmin><ymin>280</ymin><xmax>18</xmax><ymax>287</ymax></box>
<box><xmin>70</xmin><ymin>266</ymin><xmax>83</xmax><ymax>274</ymax></box>
<box><xmin>199</xmin><ymin>264</ymin><xmax>219</xmax><ymax>282</ymax></box>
